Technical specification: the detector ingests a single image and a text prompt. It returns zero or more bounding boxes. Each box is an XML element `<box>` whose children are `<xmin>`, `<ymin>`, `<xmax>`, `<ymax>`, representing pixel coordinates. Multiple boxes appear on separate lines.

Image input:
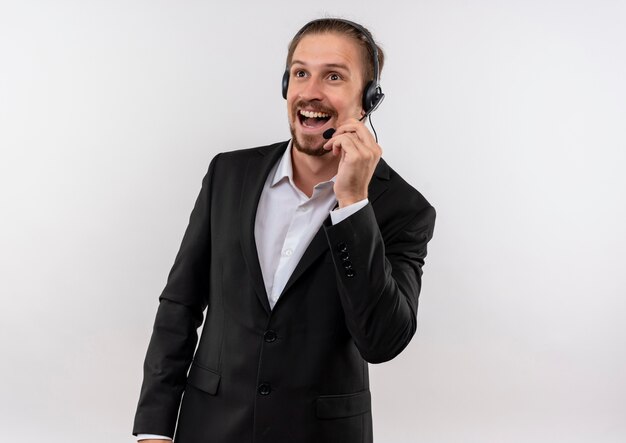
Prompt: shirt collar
<box><xmin>270</xmin><ymin>141</ymin><xmax>295</xmax><ymax>187</ymax></box>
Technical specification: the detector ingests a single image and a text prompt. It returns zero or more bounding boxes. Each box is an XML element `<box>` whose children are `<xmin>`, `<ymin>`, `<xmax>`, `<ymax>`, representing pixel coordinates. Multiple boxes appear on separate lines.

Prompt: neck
<box><xmin>291</xmin><ymin>146</ymin><xmax>338</xmax><ymax>197</ymax></box>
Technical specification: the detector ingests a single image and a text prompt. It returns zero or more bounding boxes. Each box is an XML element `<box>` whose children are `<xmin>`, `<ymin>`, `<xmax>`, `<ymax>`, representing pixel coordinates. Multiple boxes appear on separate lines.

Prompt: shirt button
<box><xmin>284</xmin><ymin>248</ymin><xmax>293</xmax><ymax>257</ymax></box>
<box><xmin>264</xmin><ymin>330</ymin><xmax>277</xmax><ymax>342</ymax></box>
<box><xmin>258</xmin><ymin>383</ymin><xmax>272</xmax><ymax>395</ymax></box>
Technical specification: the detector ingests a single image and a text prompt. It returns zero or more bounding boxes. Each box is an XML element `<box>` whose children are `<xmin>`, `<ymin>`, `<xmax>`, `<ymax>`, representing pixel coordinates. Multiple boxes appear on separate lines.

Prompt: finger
<box><xmin>324</xmin><ymin>124</ymin><xmax>380</xmax><ymax>158</ymax></box>
<box><xmin>331</xmin><ymin>119</ymin><xmax>374</xmax><ymax>142</ymax></box>
<box><xmin>326</xmin><ymin>133</ymin><xmax>361</xmax><ymax>157</ymax></box>
<box><xmin>337</xmin><ymin>132</ymin><xmax>381</xmax><ymax>164</ymax></box>
<box><xmin>340</xmin><ymin>123</ymin><xmax>382</xmax><ymax>158</ymax></box>
<box><xmin>324</xmin><ymin>131</ymin><xmax>359</xmax><ymax>150</ymax></box>
<box><xmin>323</xmin><ymin>129</ymin><xmax>364</xmax><ymax>151</ymax></box>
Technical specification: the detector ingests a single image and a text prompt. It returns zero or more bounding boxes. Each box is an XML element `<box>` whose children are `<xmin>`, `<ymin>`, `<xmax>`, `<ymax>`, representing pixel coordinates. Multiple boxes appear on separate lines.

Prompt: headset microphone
<box><xmin>323</xmin><ymin>113</ymin><xmax>367</xmax><ymax>140</ymax></box>
<box><xmin>322</xmin><ymin>95</ymin><xmax>385</xmax><ymax>140</ymax></box>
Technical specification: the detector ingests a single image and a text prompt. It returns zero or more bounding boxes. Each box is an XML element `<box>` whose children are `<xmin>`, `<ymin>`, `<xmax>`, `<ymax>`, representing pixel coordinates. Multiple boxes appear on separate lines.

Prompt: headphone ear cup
<box><xmin>282</xmin><ymin>70</ymin><xmax>290</xmax><ymax>99</ymax></box>
<box><xmin>362</xmin><ymin>81</ymin><xmax>384</xmax><ymax>114</ymax></box>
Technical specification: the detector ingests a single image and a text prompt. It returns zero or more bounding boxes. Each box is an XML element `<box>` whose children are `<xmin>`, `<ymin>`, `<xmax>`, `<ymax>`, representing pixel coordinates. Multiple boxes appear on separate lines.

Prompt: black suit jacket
<box><xmin>133</xmin><ymin>141</ymin><xmax>436</xmax><ymax>443</ymax></box>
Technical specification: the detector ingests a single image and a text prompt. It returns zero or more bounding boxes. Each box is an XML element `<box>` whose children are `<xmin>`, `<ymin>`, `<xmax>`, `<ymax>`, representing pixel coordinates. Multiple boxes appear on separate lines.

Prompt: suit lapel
<box><xmin>239</xmin><ymin>141</ymin><xmax>289</xmax><ymax>315</ymax></box>
<box><xmin>277</xmin><ymin>158</ymin><xmax>391</xmax><ymax>303</ymax></box>
<box><xmin>277</xmin><ymin>217</ymin><xmax>330</xmax><ymax>300</ymax></box>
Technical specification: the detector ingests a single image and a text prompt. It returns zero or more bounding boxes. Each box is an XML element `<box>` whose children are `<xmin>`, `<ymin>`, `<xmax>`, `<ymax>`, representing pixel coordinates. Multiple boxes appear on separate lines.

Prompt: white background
<box><xmin>1</xmin><ymin>1</ymin><xmax>625</xmax><ymax>442</ymax></box>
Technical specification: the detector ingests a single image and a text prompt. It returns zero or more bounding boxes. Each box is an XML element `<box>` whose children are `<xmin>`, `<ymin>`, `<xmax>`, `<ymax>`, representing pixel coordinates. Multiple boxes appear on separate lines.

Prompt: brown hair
<box><xmin>286</xmin><ymin>18</ymin><xmax>385</xmax><ymax>85</ymax></box>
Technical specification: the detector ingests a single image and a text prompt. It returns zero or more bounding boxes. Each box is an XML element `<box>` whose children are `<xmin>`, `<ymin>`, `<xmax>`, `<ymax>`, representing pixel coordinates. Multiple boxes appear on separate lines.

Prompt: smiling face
<box><xmin>287</xmin><ymin>32</ymin><xmax>366</xmax><ymax>156</ymax></box>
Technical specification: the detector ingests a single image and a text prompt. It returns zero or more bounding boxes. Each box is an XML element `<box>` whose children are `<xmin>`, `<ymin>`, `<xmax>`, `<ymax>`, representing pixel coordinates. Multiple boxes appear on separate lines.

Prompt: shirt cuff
<box><xmin>330</xmin><ymin>198</ymin><xmax>369</xmax><ymax>225</ymax></box>
<box><xmin>137</xmin><ymin>434</ymin><xmax>172</xmax><ymax>441</ymax></box>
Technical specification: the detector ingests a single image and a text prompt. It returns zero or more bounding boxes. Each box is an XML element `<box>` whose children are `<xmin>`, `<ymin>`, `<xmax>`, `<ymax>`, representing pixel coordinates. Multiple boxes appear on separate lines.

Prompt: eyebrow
<box><xmin>290</xmin><ymin>60</ymin><xmax>350</xmax><ymax>72</ymax></box>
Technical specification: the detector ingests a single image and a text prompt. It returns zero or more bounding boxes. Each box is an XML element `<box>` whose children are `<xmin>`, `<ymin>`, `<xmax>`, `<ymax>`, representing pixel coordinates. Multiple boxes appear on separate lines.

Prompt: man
<box><xmin>133</xmin><ymin>18</ymin><xmax>436</xmax><ymax>443</ymax></box>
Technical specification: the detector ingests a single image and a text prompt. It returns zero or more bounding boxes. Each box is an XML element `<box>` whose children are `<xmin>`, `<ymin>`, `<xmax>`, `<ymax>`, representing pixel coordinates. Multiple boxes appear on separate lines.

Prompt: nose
<box><xmin>298</xmin><ymin>76</ymin><xmax>324</xmax><ymax>101</ymax></box>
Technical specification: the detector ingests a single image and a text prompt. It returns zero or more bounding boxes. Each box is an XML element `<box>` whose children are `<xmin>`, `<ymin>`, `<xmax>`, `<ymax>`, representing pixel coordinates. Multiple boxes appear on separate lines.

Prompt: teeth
<box><xmin>300</xmin><ymin>110</ymin><xmax>330</xmax><ymax>119</ymax></box>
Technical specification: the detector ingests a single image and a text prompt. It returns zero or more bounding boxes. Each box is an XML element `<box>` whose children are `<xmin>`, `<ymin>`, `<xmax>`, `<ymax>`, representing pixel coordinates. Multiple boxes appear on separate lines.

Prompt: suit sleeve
<box><xmin>133</xmin><ymin>154</ymin><xmax>220</xmax><ymax>437</ymax></box>
<box><xmin>324</xmin><ymin>202</ymin><xmax>436</xmax><ymax>364</ymax></box>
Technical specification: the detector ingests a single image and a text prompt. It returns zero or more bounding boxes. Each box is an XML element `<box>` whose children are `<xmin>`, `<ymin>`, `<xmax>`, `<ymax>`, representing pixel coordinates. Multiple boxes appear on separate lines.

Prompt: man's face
<box><xmin>287</xmin><ymin>32</ymin><xmax>365</xmax><ymax>156</ymax></box>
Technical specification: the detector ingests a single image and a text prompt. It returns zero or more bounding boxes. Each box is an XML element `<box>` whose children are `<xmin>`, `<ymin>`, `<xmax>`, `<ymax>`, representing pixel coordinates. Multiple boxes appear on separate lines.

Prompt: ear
<box><xmin>358</xmin><ymin>100</ymin><xmax>367</xmax><ymax>118</ymax></box>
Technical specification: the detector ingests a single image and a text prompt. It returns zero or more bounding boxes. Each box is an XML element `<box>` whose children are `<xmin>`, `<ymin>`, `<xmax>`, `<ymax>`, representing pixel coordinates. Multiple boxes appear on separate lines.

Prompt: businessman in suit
<box><xmin>133</xmin><ymin>18</ymin><xmax>436</xmax><ymax>443</ymax></box>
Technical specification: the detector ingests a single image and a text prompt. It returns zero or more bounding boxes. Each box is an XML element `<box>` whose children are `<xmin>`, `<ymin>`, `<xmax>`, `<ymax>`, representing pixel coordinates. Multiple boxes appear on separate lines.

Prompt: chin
<box><xmin>291</xmin><ymin>129</ymin><xmax>329</xmax><ymax>157</ymax></box>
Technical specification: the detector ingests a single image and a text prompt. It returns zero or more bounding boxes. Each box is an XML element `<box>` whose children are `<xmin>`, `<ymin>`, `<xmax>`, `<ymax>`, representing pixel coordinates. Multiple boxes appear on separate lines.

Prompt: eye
<box><xmin>329</xmin><ymin>73</ymin><xmax>341</xmax><ymax>81</ymax></box>
<box><xmin>294</xmin><ymin>70</ymin><xmax>306</xmax><ymax>78</ymax></box>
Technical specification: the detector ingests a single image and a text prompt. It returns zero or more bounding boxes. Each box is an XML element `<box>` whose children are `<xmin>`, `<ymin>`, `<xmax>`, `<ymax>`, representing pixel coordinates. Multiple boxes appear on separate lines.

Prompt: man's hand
<box><xmin>323</xmin><ymin>118</ymin><xmax>382</xmax><ymax>208</ymax></box>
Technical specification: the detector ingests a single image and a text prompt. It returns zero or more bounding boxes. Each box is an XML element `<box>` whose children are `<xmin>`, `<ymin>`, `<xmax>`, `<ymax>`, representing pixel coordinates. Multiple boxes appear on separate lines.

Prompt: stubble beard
<box><xmin>290</xmin><ymin>125</ymin><xmax>329</xmax><ymax>157</ymax></box>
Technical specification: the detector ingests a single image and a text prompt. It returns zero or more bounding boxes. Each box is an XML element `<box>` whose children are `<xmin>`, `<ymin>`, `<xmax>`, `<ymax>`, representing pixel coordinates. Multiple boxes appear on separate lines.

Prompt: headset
<box><xmin>281</xmin><ymin>18</ymin><xmax>385</xmax><ymax>124</ymax></box>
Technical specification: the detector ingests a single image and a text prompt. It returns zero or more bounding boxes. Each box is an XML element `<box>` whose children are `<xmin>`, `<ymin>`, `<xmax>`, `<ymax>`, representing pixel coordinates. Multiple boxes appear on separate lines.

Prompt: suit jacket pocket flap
<box><xmin>316</xmin><ymin>390</ymin><xmax>371</xmax><ymax>419</ymax></box>
<box><xmin>186</xmin><ymin>362</ymin><xmax>221</xmax><ymax>395</ymax></box>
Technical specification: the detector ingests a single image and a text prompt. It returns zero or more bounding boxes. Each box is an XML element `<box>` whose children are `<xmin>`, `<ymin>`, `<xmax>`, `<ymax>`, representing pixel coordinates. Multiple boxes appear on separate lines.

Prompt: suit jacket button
<box><xmin>264</xmin><ymin>330</ymin><xmax>277</xmax><ymax>342</ymax></box>
<box><xmin>346</xmin><ymin>269</ymin><xmax>356</xmax><ymax>278</ymax></box>
<box><xmin>258</xmin><ymin>383</ymin><xmax>271</xmax><ymax>395</ymax></box>
<box><xmin>337</xmin><ymin>242</ymin><xmax>348</xmax><ymax>252</ymax></box>
<box><xmin>342</xmin><ymin>260</ymin><xmax>353</xmax><ymax>270</ymax></box>
<box><xmin>340</xmin><ymin>251</ymin><xmax>350</xmax><ymax>261</ymax></box>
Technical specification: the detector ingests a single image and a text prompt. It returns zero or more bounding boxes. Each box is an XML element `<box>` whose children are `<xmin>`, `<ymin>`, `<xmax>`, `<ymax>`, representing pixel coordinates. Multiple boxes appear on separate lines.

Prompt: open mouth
<box><xmin>297</xmin><ymin>109</ymin><xmax>332</xmax><ymax>130</ymax></box>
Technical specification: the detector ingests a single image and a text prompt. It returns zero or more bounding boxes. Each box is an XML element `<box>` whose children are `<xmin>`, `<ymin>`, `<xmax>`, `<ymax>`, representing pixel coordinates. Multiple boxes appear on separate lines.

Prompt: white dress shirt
<box><xmin>255</xmin><ymin>143</ymin><xmax>367</xmax><ymax>309</ymax></box>
<box><xmin>137</xmin><ymin>143</ymin><xmax>367</xmax><ymax>441</ymax></box>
